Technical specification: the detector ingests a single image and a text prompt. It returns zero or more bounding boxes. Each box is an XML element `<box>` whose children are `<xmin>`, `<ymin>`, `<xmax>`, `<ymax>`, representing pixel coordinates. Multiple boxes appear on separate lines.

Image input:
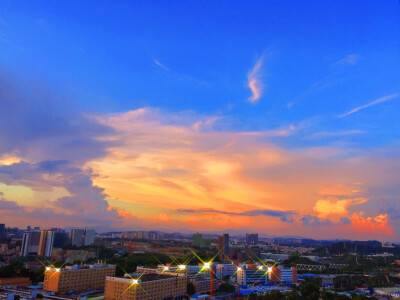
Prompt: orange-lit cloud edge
<box><xmin>1</xmin><ymin>107</ymin><xmax>398</xmax><ymax>241</ymax></box>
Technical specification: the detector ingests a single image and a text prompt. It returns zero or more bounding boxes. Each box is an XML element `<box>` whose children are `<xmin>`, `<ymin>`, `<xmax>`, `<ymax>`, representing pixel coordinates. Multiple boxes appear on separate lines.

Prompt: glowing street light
<box><xmin>237</xmin><ymin>267</ymin><xmax>242</xmax><ymax>271</ymax></box>
<box><xmin>55</xmin><ymin>268</ymin><xmax>60</xmax><ymax>272</ymax></box>
<box><xmin>258</xmin><ymin>265</ymin><xmax>263</xmax><ymax>270</ymax></box>
<box><xmin>163</xmin><ymin>266</ymin><xmax>169</xmax><ymax>271</ymax></box>
<box><xmin>268</xmin><ymin>267</ymin><xmax>272</xmax><ymax>273</ymax></box>
<box><xmin>46</xmin><ymin>267</ymin><xmax>51</xmax><ymax>271</ymax></box>
<box><xmin>132</xmin><ymin>279</ymin><xmax>139</xmax><ymax>284</ymax></box>
<box><xmin>178</xmin><ymin>265</ymin><xmax>186</xmax><ymax>270</ymax></box>
<box><xmin>204</xmin><ymin>262</ymin><xmax>211</xmax><ymax>269</ymax></box>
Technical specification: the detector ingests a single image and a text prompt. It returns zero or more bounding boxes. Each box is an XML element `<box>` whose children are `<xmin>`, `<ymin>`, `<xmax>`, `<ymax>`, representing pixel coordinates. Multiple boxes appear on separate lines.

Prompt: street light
<box><xmin>178</xmin><ymin>265</ymin><xmax>186</xmax><ymax>270</ymax></box>
<box><xmin>132</xmin><ymin>279</ymin><xmax>139</xmax><ymax>284</ymax></box>
<box><xmin>55</xmin><ymin>268</ymin><xmax>60</xmax><ymax>272</ymax></box>
<box><xmin>204</xmin><ymin>262</ymin><xmax>211</xmax><ymax>269</ymax></box>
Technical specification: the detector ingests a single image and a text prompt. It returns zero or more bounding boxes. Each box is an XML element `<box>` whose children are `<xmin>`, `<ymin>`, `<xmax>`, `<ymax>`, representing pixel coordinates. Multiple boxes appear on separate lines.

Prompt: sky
<box><xmin>0</xmin><ymin>1</ymin><xmax>399</xmax><ymax>241</ymax></box>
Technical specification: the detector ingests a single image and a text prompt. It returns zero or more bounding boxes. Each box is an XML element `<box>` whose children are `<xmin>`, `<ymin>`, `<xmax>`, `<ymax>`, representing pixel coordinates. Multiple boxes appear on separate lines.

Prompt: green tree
<box><xmin>186</xmin><ymin>282</ymin><xmax>196</xmax><ymax>296</ymax></box>
<box><xmin>300</xmin><ymin>278</ymin><xmax>321</xmax><ymax>300</ymax></box>
<box><xmin>216</xmin><ymin>282</ymin><xmax>235</xmax><ymax>294</ymax></box>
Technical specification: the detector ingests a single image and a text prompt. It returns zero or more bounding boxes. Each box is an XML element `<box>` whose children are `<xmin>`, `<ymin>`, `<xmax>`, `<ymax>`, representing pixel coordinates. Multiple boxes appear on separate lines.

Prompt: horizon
<box><xmin>1</xmin><ymin>1</ymin><xmax>400</xmax><ymax>242</ymax></box>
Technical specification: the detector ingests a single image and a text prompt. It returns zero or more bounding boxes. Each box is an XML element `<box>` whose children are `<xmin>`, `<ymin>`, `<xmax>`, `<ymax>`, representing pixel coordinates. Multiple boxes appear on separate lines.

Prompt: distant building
<box><xmin>0</xmin><ymin>224</ymin><xmax>6</xmax><ymax>239</ymax></box>
<box><xmin>20</xmin><ymin>231</ymin><xmax>41</xmax><ymax>256</ymax></box>
<box><xmin>105</xmin><ymin>274</ymin><xmax>187</xmax><ymax>300</ymax></box>
<box><xmin>38</xmin><ymin>229</ymin><xmax>55</xmax><ymax>257</ymax></box>
<box><xmin>84</xmin><ymin>228</ymin><xmax>95</xmax><ymax>246</ymax></box>
<box><xmin>246</xmin><ymin>233</ymin><xmax>258</xmax><ymax>245</ymax></box>
<box><xmin>192</xmin><ymin>233</ymin><xmax>202</xmax><ymax>248</ymax></box>
<box><xmin>218</xmin><ymin>233</ymin><xmax>229</xmax><ymax>260</ymax></box>
<box><xmin>53</xmin><ymin>229</ymin><xmax>68</xmax><ymax>248</ymax></box>
<box><xmin>69</xmin><ymin>229</ymin><xmax>85</xmax><ymax>247</ymax></box>
<box><xmin>43</xmin><ymin>263</ymin><xmax>116</xmax><ymax>293</ymax></box>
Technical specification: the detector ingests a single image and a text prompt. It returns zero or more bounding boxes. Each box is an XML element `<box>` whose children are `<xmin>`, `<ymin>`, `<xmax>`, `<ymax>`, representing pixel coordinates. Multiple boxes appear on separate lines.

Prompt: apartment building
<box><xmin>104</xmin><ymin>274</ymin><xmax>187</xmax><ymax>300</ymax></box>
<box><xmin>43</xmin><ymin>264</ymin><xmax>116</xmax><ymax>293</ymax></box>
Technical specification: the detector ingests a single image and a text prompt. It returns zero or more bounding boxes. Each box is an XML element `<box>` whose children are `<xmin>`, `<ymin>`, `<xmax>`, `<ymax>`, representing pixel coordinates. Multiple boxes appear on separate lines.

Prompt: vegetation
<box><xmin>216</xmin><ymin>282</ymin><xmax>235</xmax><ymax>294</ymax></box>
<box><xmin>108</xmin><ymin>252</ymin><xmax>171</xmax><ymax>276</ymax></box>
<box><xmin>186</xmin><ymin>282</ymin><xmax>196</xmax><ymax>296</ymax></box>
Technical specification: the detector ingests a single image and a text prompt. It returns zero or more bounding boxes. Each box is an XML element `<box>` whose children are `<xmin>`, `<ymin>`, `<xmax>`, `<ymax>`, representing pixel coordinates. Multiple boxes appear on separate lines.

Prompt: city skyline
<box><xmin>0</xmin><ymin>1</ymin><xmax>400</xmax><ymax>241</ymax></box>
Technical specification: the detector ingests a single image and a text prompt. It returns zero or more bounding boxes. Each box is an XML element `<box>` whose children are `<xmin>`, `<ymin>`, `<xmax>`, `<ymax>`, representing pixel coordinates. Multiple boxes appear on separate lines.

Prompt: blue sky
<box><xmin>0</xmin><ymin>1</ymin><xmax>399</xmax><ymax>239</ymax></box>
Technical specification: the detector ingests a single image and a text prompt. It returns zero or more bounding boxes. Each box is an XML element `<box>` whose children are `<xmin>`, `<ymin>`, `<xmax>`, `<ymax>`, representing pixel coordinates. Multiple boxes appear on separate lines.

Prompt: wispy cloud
<box><xmin>153</xmin><ymin>58</ymin><xmax>170</xmax><ymax>71</ymax></box>
<box><xmin>177</xmin><ymin>208</ymin><xmax>297</xmax><ymax>222</ymax></box>
<box><xmin>334</xmin><ymin>54</ymin><xmax>359</xmax><ymax>66</ymax></box>
<box><xmin>339</xmin><ymin>94</ymin><xmax>399</xmax><ymax>118</ymax></box>
<box><xmin>152</xmin><ymin>57</ymin><xmax>208</xmax><ymax>86</ymax></box>
<box><xmin>247</xmin><ymin>56</ymin><xmax>264</xmax><ymax>103</ymax></box>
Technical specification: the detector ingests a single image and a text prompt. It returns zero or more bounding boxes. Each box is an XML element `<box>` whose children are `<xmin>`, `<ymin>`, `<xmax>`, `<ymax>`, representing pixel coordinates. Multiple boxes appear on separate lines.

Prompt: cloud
<box><xmin>153</xmin><ymin>58</ymin><xmax>170</xmax><ymax>71</ymax></box>
<box><xmin>334</xmin><ymin>54</ymin><xmax>359</xmax><ymax>66</ymax></box>
<box><xmin>247</xmin><ymin>56</ymin><xmax>264</xmax><ymax>103</ymax></box>
<box><xmin>152</xmin><ymin>57</ymin><xmax>208</xmax><ymax>86</ymax></box>
<box><xmin>0</xmin><ymin>75</ymin><xmax>114</xmax><ymax>163</ymax></box>
<box><xmin>339</xmin><ymin>94</ymin><xmax>399</xmax><ymax>118</ymax></box>
<box><xmin>177</xmin><ymin>208</ymin><xmax>297</xmax><ymax>222</ymax></box>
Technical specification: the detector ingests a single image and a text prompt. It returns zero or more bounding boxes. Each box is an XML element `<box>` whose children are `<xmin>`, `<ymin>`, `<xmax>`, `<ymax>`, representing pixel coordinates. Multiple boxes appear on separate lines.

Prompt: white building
<box><xmin>84</xmin><ymin>228</ymin><xmax>95</xmax><ymax>246</ymax></box>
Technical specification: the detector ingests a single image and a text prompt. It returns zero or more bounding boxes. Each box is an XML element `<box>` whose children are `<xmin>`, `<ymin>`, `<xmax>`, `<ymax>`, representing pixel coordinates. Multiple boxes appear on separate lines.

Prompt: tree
<box><xmin>216</xmin><ymin>282</ymin><xmax>235</xmax><ymax>294</ymax></box>
<box><xmin>300</xmin><ymin>278</ymin><xmax>321</xmax><ymax>300</ymax></box>
<box><xmin>186</xmin><ymin>282</ymin><xmax>196</xmax><ymax>296</ymax></box>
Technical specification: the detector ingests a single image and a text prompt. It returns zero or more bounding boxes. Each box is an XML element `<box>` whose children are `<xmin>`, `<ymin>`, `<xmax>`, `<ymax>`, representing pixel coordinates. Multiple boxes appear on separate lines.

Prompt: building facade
<box><xmin>43</xmin><ymin>264</ymin><xmax>116</xmax><ymax>293</ymax></box>
<box><xmin>237</xmin><ymin>267</ymin><xmax>267</xmax><ymax>285</ymax></box>
<box><xmin>38</xmin><ymin>230</ymin><xmax>55</xmax><ymax>257</ymax></box>
<box><xmin>84</xmin><ymin>228</ymin><xmax>95</xmax><ymax>246</ymax></box>
<box><xmin>20</xmin><ymin>231</ymin><xmax>41</xmax><ymax>256</ymax></box>
<box><xmin>218</xmin><ymin>234</ymin><xmax>229</xmax><ymax>260</ymax></box>
<box><xmin>105</xmin><ymin>274</ymin><xmax>187</xmax><ymax>300</ymax></box>
<box><xmin>69</xmin><ymin>229</ymin><xmax>85</xmax><ymax>247</ymax></box>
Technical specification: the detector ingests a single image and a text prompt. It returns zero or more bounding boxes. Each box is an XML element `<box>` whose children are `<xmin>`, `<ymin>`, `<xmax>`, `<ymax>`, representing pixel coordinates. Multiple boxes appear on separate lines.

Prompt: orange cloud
<box><xmin>349</xmin><ymin>212</ymin><xmax>393</xmax><ymax>235</ymax></box>
<box><xmin>108</xmin><ymin>205</ymin><xmax>135</xmax><ymax>219</ymax></box>
<box><xmin>155</xmin><ymin>212</ymin><xmax>171</xmax><ymax>223</ymax></box>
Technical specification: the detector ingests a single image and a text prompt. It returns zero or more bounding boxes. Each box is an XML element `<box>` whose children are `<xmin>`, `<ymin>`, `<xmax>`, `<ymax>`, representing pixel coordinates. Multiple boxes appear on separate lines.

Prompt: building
<box><xmin>20</xmin><ymin>231</ymin><xmax>41</xmax><ymax>256</ymax></box>
<box><xmin>192</xmin><ymin>278</ymin><xmax>219</xmax><ymax>294</ymax></box>
<box><xmin>236</xmin><ymin>265</ymin><xmax>267</xmax><ymax>285</ymax></box>
<box><xmin>43</xmin><ymin>263</ymin><xmax>116</xmax><ymax>293</ymax></box>
<box><xmin>38</xmin><ymin>230</ymin><xmax>55</xmax><ymax>257</ymax></box>
<box><xmin>69</xmin><ymin>229</ymin><xmax>85</xmax><ymax>247</ymax></box>
<box><xmin>218</xmin><ymin>234</ymin><xmax>229</xmax><ymax>260</ymax></box>
<box><xmin>246</xmin><ymin>233</ymin><xmax>258</xmax><ymax>245</ymax></box>
<box><xmin>192</xmin><ymin>233</ymin><xmax>202</xmax><ymax>248</ymax></box>
<box><xmin>0</xmin><ymin>277</ymin><xmax>31</xmax><ymax>288</ymax></box>
<box><xmin>269</xmin><ymin>266</ymin><xmax>297</xmax><ymax>284</ymax></box>
<box><xmin>84</xmin><ymin>228</ymin><xmax>95</xmax><ymax>246</ymax></box>
<box><xmin>215</xmin><ymin>264</ymin><xmax>237</xmax><ymax>280</ymax></box>
<box><xmin>0</xmin><ymin>224</ymin><xmax>6</xmax><ymax>239</ymax></box>
<box><xmin>105</xmin><ymin>274</ymin><xmax>187</xmax><ymax>300</ymax></box>
<box><xmin>53</xmin><ymin>229</ymin><xmax>68</xmax><ymax>248</ymax></box>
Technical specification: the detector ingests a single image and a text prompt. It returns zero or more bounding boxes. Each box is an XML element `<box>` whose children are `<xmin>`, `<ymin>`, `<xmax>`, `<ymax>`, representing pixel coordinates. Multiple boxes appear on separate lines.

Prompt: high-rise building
<box><xmin>84</xmin><ymin>228</ymin><xmax>95</xmax><ymax>246</ymax></box>
<box><xmin>52</xmin><ymin>229</ymin><xmax>68</xmax><ymax>248</ymax></box>
<box><xmin>218</xmin><ymin>233</ymin><xmax>229</xmax><ymax>260</ymax></box>
<box><xmin>246</xmin><ymin>233</ymin><xmax>258</xmax><ymax>245</ymax></box>
<box><xmin>0</xmin><ymin>224</ymin><xmax>6</xmax><ymax>239</ymax></box>
<box><xmin>21</xmin><ymin>231</ymin><xmax>41</xmax><ymax>256</ymax></box>
<box><xmin>38</xmin><ymin>230</ymin><xmax>55</xmax><ymax>257</ymax></box>
<box><xmin>43</xmin><ymin>264</ymin><xmax>116</xmax><ymax>293</ymax></box>
<box><xmin>69</xmin><ymin>229</ymin><xmax>85</xmax><ymax>247</ymax></box>
<box><xmin>192</xmin><ymin>233</ymin><xmax>202</xmax><ymax>248</ymax></box>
